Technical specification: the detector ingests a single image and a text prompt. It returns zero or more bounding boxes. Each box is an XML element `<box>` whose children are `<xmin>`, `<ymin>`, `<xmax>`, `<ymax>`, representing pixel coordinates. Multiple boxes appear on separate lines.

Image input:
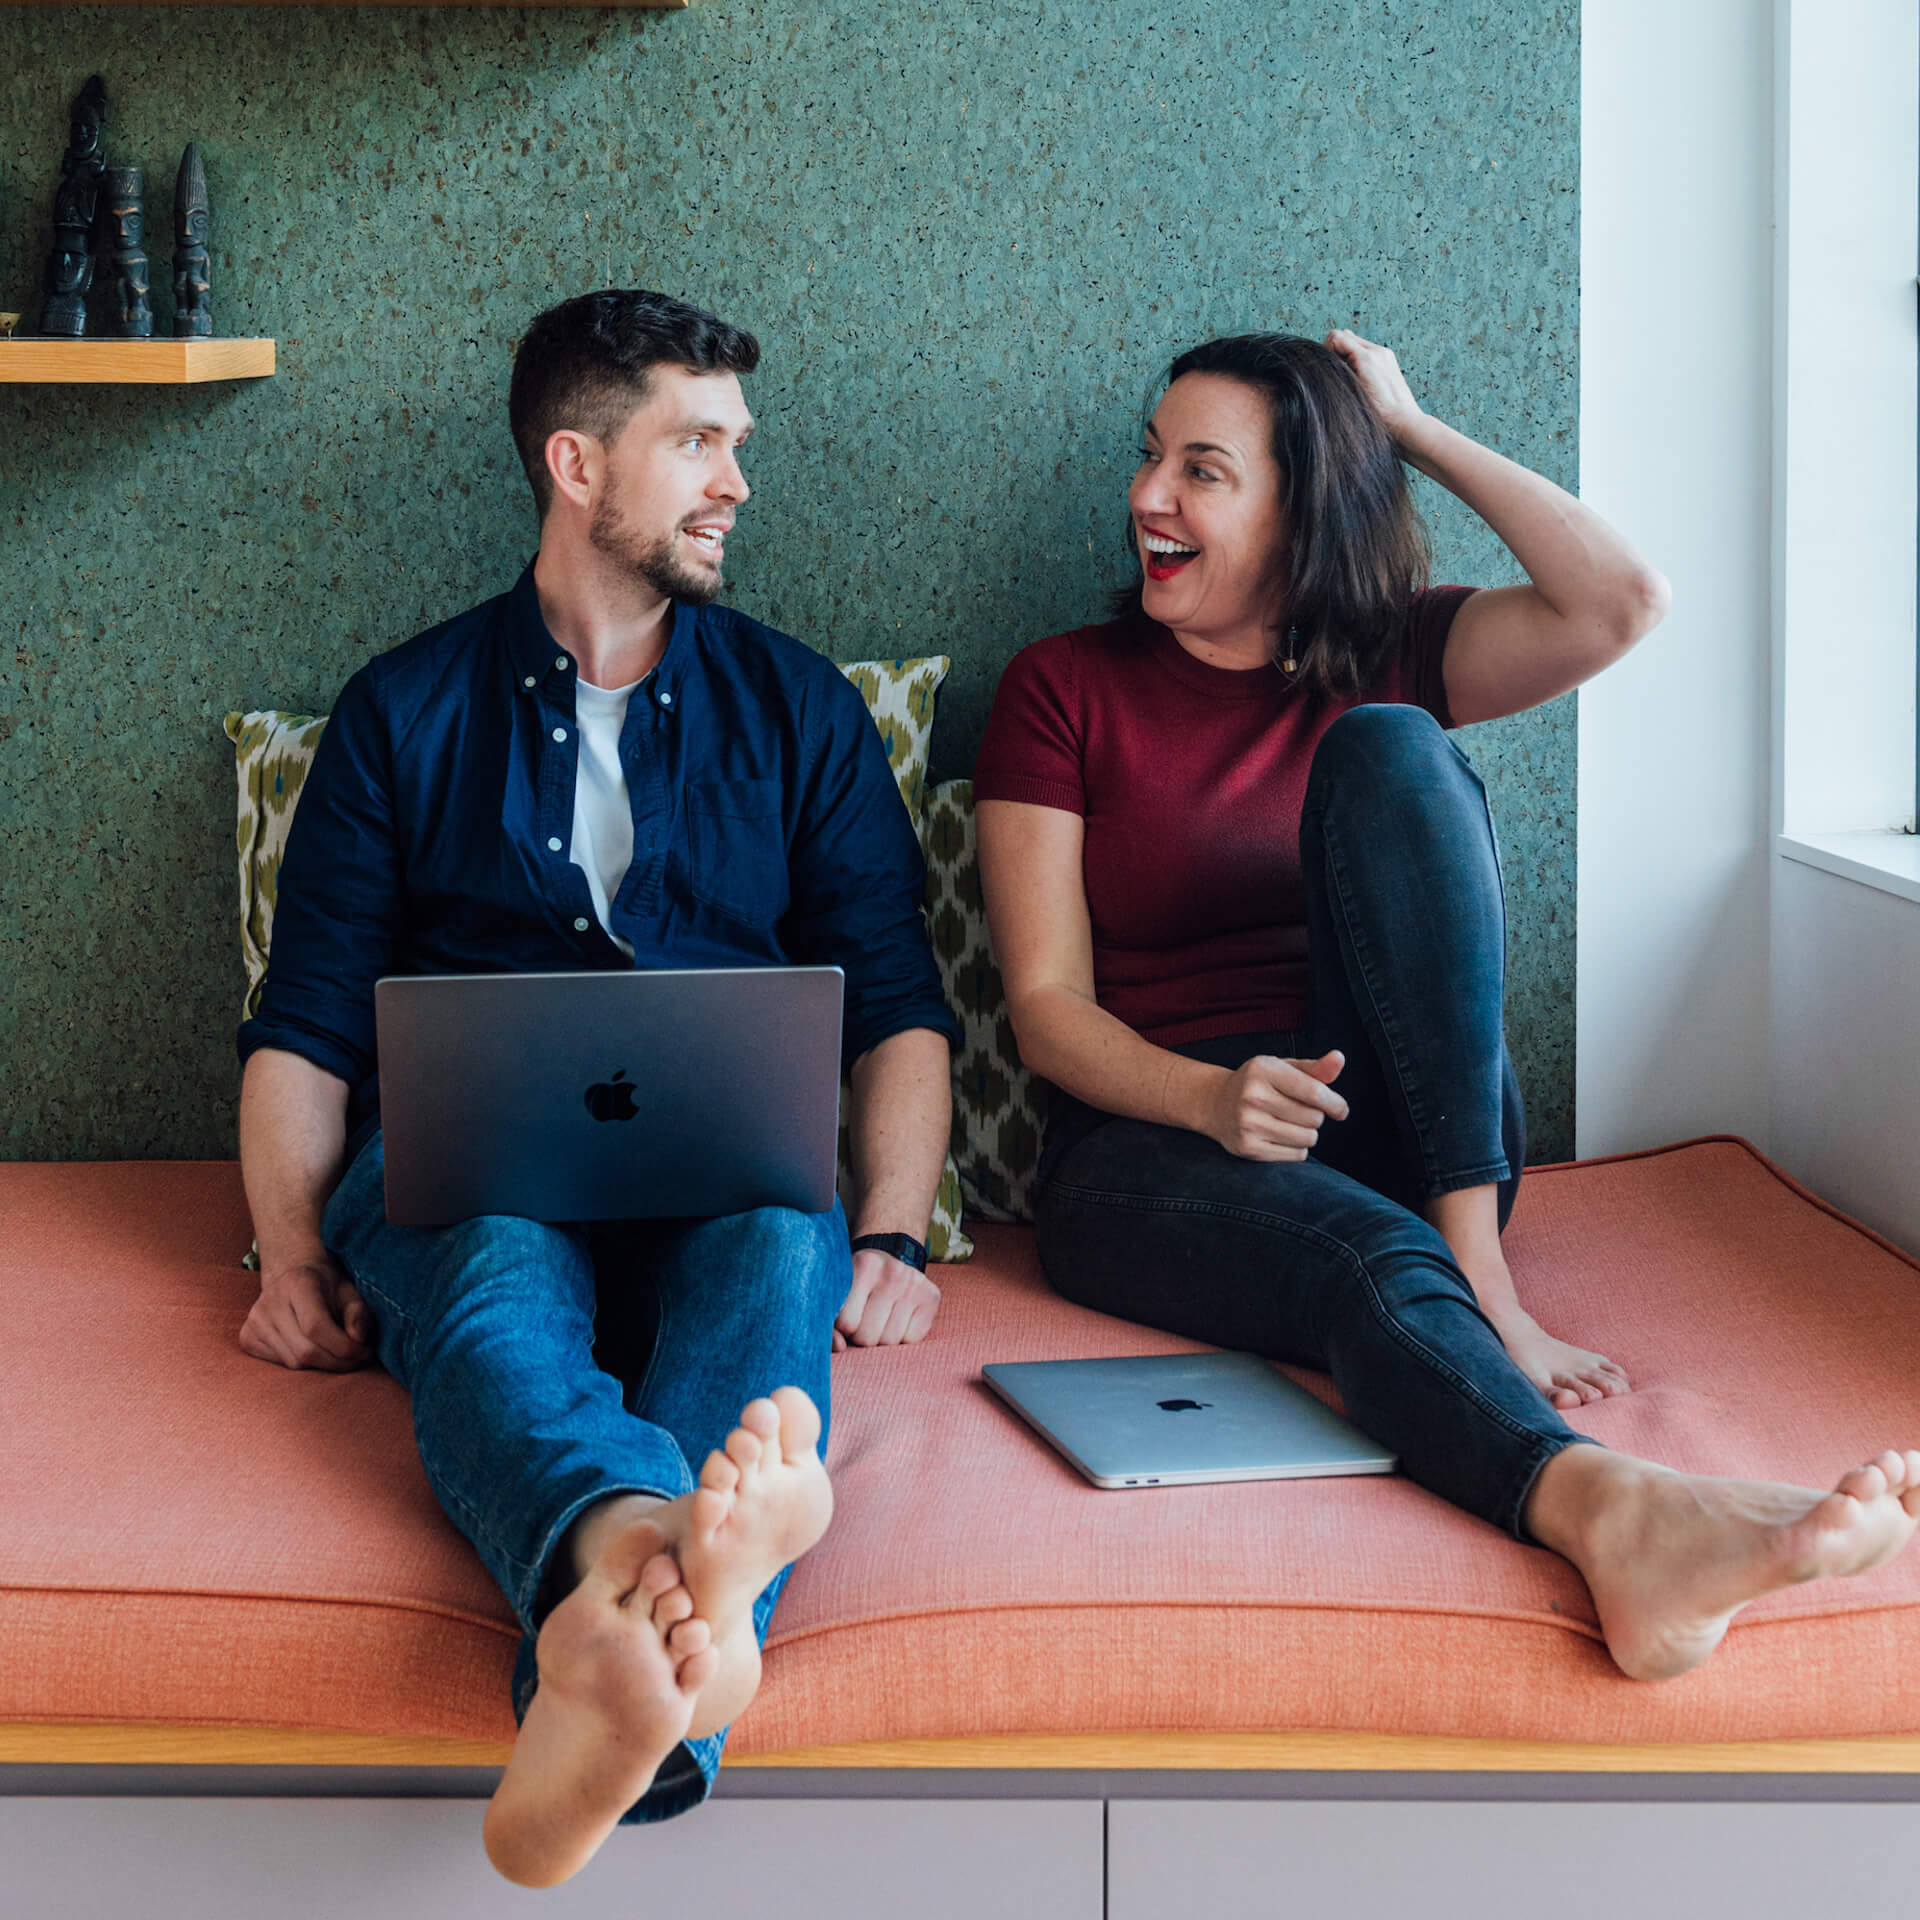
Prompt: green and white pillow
<box><xmin>224</xmin><ymin>654</ymin><xmax>973</xmax><ymax>1262</ymax></box>
<box><xmin>922</xmin><ymin>779</ymin><xmax>1043</xmax><ymax>1224</ymax></box>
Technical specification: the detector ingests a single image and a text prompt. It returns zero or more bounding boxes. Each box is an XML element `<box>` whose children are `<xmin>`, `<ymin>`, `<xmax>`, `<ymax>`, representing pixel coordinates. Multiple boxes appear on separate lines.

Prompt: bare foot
<box><xmin>1537</xmin><ymin>1446</ymin><xmax>1920</xmax><ymax>1680</ymax></box>
<box><xmin>1425</xmin><ymin>1188</ymin><xmax>1628</xmax><ymax>1411</ymax></box>
<box><xmin>672</xmin><ymin>1386</ymin><xmax>835</xmax><ymax>1735</ymax></box>
<box><xmin>483</xmin><ymin>1520</ymin><xmax>717</xmax><ymax>1888</ymax></box>
<box><xmin>1484</xmin><ymin>1300</ymin><xmax>1630</xmax><ymax>1410</ymax></box>
<box><xmin>559</xmin><ymin>1387</ymin><xmax>834</xmax><ymax>1740</ymax></box>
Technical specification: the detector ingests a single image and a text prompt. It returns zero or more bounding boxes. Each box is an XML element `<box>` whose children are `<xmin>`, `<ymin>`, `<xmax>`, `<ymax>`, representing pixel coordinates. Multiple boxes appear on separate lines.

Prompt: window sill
<box><xmin>1777</xmin><ymin>831</ymin><xmax>1920</xmax><ymax>908</ymax></box>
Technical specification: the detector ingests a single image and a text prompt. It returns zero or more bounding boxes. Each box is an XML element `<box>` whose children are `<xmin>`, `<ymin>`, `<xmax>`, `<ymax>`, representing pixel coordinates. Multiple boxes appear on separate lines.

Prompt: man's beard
<box><xmin>589</xmin><ymin>496</ymin><xmax>723</xmax><ymax>606</ymax></box>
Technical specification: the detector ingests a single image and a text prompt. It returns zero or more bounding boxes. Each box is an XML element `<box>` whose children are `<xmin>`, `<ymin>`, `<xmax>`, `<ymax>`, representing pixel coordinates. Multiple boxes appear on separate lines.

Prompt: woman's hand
<box><xmin>1324</xmin><ymin>329</ymin><xmax>1425</xmax><ymax>446</ymax></box>
<box><xmin>1196</xmin><ymin>1051</ymin><xmax>1349</xmax><ymax>1161</ymax></box>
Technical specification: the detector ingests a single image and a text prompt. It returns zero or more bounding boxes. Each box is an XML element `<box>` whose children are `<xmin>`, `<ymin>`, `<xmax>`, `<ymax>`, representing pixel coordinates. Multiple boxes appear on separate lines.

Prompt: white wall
<box><xmin>1580</xmin><ymin>0</ymin><xmax>1920</xmax><ymax>1254</ymax></box>
<box><xmin>1771</xmin><ymin>858</ymin><xmax>1920</xmax><ymax>1249</ymax></box>
<box><xmin>1767</xmin><ymin>1</ymin><xmax>1920</xmax><ymax>1253</ymax></box>
<box><xmin>1576</xmin><ymin>0</ymin><xmax>1777</xmax><ymax>1158</ymax></box>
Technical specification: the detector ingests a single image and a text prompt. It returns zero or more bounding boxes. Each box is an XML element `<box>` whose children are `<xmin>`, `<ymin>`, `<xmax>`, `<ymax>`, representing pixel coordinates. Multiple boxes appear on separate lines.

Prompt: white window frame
<box><xmin>1772</xmin><ymin>0</ymin><xmax>1920</xmax><ymax>905</ymax></box>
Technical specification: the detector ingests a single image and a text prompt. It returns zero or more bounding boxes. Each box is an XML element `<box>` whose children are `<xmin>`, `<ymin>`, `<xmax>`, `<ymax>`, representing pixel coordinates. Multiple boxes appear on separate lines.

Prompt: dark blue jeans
<box><xmin>323</xmin><ymin>1130</ymin><xmax>846</xmax><ymax>1823</ymax></box>
<box><xmin>1035</xmin><ymin>705</ymin><xmax>1584</xmax><ymax>1539</ymax></box>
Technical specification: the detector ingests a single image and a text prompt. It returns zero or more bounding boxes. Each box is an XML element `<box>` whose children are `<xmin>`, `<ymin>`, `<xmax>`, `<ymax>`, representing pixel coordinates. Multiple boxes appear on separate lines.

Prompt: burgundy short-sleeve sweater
<box><xmin>972</xmin><ymin>589</ymin><xmax>1476</xmax><ymax>1044</ymax></box>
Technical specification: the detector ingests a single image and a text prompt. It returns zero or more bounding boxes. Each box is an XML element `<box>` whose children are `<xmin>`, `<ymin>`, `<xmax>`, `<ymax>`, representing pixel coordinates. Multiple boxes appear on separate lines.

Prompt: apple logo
<box><xmin>584</xmin><ymin>1069</ymin><xmax>639</xmax><ymax>1123</ymax></box>
<box><xmin>1156</xmin><ymin>1398</ymin><xmax>1212</xmax><ymax>1413</ymax></box>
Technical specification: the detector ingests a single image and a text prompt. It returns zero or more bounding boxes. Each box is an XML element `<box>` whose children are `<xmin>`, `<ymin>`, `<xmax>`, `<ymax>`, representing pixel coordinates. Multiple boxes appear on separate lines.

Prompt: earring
<box><xmin>1280</xmin><ymin>628</ymin><xmax>1301</xmax><ymax>675</ymax></box>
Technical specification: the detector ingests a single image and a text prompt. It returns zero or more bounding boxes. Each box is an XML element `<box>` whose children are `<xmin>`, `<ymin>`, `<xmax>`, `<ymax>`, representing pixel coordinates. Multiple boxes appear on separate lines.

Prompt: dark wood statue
<box><xmin>172</xmin><ymin>144</ymin><xmax>212</xmax><ymax>338</ymax></box>
<box><xmin>105</xmin><ymin>167</ymin><xmax>152</xmax><ymax>339</ymax></box>
<box><xmin>38</xmin><ymin>75</ymin><xmax>108</xmax><ymax>339</ymax></box>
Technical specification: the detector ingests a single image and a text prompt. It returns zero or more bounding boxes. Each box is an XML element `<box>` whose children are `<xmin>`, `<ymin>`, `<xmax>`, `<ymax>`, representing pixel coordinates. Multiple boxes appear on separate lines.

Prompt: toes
<box><xmin>724</xmin><ymin>1425</ymin><xmax>764</xmax><ymax>1474</ymax></box>
<box><xmin>700</xmin><ymin>1449</ymin><xmax>741</xmax><ymax>1497</ymax></box>
<box><xmin>594</xmin><ymin>1519</ymin><xmax>672</xmax><ymax>1601</ymax></box>
<box><xmin>651</xmin><ymin>1583</ymin><xmax>694</xmax><ymax>1630</ymax></box>
<box><xmin>1549</xmin><ymin>1384</ymin><xmax>1581</xmax><ymax>1411</ymax></box>
<box><xmin>688</xmin><ymin>1483</ymin><xmax>730</xmax><ymax>1542</ymax></box>
<box><xmin>1837</xmin><ymin>1462</ymin><xmax>1889</xmax><ymax>1504</ymax></box>
<box><xmin>769</xmin><ymin>1384</ymin><xmax>823</xmax><ymax>1460</ymax></box>
<box><xmin>666</xmin><ymin>1615</ymin><xmax>711</xmax><ymax>1657</ymax></box>
<box><xmin>635</xmin><ymin>1553</ymin><xmax>681</xmax><ymax>1601</ymax></box>
<box><xmin>677</xmin><ymin>1643</ymin><xmax>720</xmax><ymax>1694</ymax></box>
<box><xmin>738</xmin><ymin>1397</ymin><xmax>782</xmax><ymax>1442</ymax></box>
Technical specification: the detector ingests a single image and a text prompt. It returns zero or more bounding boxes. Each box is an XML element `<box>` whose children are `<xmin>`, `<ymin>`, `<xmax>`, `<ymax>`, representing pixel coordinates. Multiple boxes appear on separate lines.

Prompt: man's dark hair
<box><xmin>1113</xmin><ymin>332</ymin><xmax>1432</xmax><ymax>699</ymax></box>
<box><xmin>508</xmin><ymin>289</ymin><xmax>760</xmax><ymax>518</ymax></box>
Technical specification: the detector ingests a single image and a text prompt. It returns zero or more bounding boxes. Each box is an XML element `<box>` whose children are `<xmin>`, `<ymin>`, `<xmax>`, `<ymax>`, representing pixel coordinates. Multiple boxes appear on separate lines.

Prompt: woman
<box><xmin>975</xmin><ymin>330</ymin><xmax>1919</xmax><ymax>1680</ymax></box>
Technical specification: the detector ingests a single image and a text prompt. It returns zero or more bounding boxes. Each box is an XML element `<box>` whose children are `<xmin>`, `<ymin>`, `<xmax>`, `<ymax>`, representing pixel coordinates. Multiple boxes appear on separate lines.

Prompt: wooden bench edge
<box><xmin>7</xmin><ymin>1722</ymin><xmax>1920</xmax><ymax>1773</ymax></box>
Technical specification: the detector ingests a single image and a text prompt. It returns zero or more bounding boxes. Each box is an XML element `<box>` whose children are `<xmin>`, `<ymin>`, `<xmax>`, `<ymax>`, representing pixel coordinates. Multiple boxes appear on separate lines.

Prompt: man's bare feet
<box><xmin>1532</xmin><ymin>1444</ymin><xmax>1920</xmax><ymax>1680</ymax></box>
<box><xmin>672</xmin><ymin>1386</ymin><xmax>836</xmax><ymax>1734</ymax></box>
<box><xmin>1484</xmin><ymin>1299</ymin><xmax>1630</xmax><ymax>1410</ymax></box>
<box><xmin>561</xmin><ymin>1386</ymin><xmax>834</xmax><ymax>1738</ymax></box>
<box><xmin>483</xmin><ymin>1520</ymin><xmax>717</xmax><ymax>1888</ymax></box>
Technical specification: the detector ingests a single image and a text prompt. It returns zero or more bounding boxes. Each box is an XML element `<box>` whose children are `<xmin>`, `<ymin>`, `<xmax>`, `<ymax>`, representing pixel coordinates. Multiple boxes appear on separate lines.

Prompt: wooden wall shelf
<box><xmin>0</xmin><ymin>338</ymin><xmax>275</xmax><ymax>385</ymax></box>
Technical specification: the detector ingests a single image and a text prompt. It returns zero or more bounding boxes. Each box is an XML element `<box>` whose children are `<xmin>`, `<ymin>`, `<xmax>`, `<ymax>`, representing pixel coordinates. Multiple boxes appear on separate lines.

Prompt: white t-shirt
<box><xmin>570</xmin><ymin>674</ymin><xmax>645</xmax><ymax>959</ymax></box>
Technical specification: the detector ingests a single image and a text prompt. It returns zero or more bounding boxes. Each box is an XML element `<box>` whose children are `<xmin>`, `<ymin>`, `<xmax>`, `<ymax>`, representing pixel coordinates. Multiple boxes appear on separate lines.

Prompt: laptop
<box><xmin>981</xmin><ymin>1352</ymin><xmax>1397</xmax><ymax>1489</ymax></box>
<box><xmin>374</xmin><ymin>967</ymin><xmax>843</xmax><ymax>1227</ymax></box>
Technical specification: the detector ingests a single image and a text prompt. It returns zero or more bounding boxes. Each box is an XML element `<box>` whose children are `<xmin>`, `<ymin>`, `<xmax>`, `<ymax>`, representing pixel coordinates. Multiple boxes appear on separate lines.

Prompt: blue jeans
<box><xmin>1035</xmin><ymin>705</ymin><xmax>1587</xmax><ymax>1539</ymax></box>
<box><xmin>322</xmin><ymin>1132</ymin><xmax>846</xmax><ymax>1823</ymax></box>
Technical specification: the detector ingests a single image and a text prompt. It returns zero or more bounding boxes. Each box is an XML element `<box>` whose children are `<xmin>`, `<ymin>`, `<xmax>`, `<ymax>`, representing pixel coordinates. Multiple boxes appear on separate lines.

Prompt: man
<box><xmin>236</xmin><ymin>290</ymin><xmax>959</xmax><ymax>1886</ymax></box>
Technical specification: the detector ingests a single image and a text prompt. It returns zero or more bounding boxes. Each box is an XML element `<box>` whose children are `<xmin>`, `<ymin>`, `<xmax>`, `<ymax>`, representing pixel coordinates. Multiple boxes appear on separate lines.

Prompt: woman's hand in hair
<box><xmin>1196</xmin><ymin>1051</ymin><xmax>1350</xmax><ymax>1162</ymax></box>
<box><xmin>1325</xmin><ymin>330</ymin><xmax>1425</xmax><ymax>447</ymax></box>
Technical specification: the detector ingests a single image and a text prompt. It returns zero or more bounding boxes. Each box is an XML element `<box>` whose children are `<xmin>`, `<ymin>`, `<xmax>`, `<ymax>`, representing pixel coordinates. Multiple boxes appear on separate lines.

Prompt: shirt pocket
<box><xmin>685</xmin><ymin>778</ymin><xmax>790</xmax><ymax>928</ymax></box>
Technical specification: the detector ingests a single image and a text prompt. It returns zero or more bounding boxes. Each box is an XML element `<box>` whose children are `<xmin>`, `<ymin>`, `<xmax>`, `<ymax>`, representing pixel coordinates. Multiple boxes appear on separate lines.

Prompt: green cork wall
<box><xmin>0</xmin><ymin>1</ymin><xmax>1579</xmax><ymax>1163</ymax></box>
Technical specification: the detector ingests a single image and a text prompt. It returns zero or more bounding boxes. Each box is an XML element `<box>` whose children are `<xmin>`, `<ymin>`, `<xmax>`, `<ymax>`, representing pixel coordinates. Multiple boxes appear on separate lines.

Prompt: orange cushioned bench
<box><xmin>5</xmin><ymin>1136</ymin><xmax>1920</xmax><ymax>1773</ymax></box>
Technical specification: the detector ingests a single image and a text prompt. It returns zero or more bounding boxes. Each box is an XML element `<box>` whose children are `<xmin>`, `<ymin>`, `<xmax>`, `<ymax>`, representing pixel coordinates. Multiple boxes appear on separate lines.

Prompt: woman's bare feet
<box><xmin>483</xmin><ymin>1520</ymin><xmax>716</xmax><ymax>1888</ymax></box>
<box><xmin>1423</xmin><ymin>1187</ymin><xmax>1629</xmax><ymax>1409</ymax></box>
<box><xmin>1531</xmin><ymin>1444</ymin><xmax>1920</xmax><ymax>1680</ymax></box>
<box><xmin>1483</xmin><ymin>1299</ymin><xmax>1630</xmax><ymax>1410</ymax></box>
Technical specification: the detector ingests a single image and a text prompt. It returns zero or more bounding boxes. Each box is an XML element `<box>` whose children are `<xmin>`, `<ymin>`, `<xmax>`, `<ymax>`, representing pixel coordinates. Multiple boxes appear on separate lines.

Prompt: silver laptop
<box><xmin>374</xmin><ymin>967</ymin><xmax>843</xmax><ymax>1227</ymax></box>
<box><xmin>982</xmin><ymin>1352</ymin><xmax>1397</xmax><ymax>1489</ymax></box>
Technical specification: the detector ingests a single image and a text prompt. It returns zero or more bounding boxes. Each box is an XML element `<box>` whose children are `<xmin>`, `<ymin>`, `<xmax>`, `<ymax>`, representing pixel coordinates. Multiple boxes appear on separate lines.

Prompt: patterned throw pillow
<box><xmin>224</xmin><ymin>710</ymin><xmax>329</xmax><ymax>1022</ymax></box>
<box><xmin>922</xmin><ymin>779</ymin><xmax>1044</xmax><ymax>1224</ymax></box>
<box><xmin>223</xmin><ymin>655</ymin><xmax>973</xmax><ymax>1262</ymax></box>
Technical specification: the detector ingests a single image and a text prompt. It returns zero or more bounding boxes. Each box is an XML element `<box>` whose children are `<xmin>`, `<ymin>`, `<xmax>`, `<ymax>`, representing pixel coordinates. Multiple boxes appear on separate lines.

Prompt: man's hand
<box><xmin>833</xmin><ymin>1246</ymin><xmax>941</xmax><ymax>1352</ymax></box>
<box><xmin>239</xmin><ymin>1251</ymin><xmax>375</xmax><ymax>1372</ymax></box>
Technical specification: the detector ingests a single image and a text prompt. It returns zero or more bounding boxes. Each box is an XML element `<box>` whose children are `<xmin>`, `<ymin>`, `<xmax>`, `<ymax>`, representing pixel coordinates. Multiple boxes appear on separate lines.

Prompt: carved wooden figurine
<box><xmin>172</xmin><ymin>144</ymin><xmax>212</xmax><ymax>338</ymax></box>
<box><xmin>38</xmin><ymin>76</ymin><xmax>108</xmax><ymax>339</ymax></box>
<box><xmin>105</xmin><ymin>167</ymin><xmax>152</xmax><ymax>339</ymax></box>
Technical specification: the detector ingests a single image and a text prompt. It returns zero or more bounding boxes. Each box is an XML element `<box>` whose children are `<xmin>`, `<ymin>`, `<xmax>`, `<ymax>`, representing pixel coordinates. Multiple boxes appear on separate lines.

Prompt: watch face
<box><xmin>855</xmin><ymin>1232</ymin><xmax>926</xmax><ymax>1270</ymax></box>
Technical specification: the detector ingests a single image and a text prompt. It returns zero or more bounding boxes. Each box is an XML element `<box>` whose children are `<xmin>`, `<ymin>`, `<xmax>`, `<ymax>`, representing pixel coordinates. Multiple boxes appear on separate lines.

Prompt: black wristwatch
<box><xmin>850</xmin><ymin>1231</ymin><xmax>928</xmax><ymax>1272</ymax></box>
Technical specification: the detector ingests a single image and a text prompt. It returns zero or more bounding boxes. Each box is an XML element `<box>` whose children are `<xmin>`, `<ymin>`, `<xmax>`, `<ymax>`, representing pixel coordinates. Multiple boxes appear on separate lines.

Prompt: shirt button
<box><xmin>547</xmin><ymin>836</ymin><xmax>562</xmax><ymax>852</ymax></box>
<box><xmin>660</xmin><ymin>690</ymin><xmax>673</xmax><ymax>707</ymax></box>
<box><xmin>522</xmin><ymin>676</ymin><xmax>536</xmax><ymax>689</ymax></box>
<box><xmin>573</xmin><ymin>917</ymin><xmax>590</xmax><ymax>933</ymax></box>
<box><xmin>555</xmin><ymin>657</ymin><xmax>569</xmax><ymax>672</ymax></box>
<box><xmin>552</xmin><ymin>727</ymin><xmax>567</xmax><ymax>743</ymax></box>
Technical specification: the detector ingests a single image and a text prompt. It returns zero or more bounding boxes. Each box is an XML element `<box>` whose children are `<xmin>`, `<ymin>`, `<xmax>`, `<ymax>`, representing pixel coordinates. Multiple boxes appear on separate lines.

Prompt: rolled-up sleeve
<box><xmin>785</xmin><ymin>674</ymin><xmax>961</xmax><ymax>1068</ymax></box>
<box><xmin>235</xmin><ymin>663</ymin><xmax>401</xmax><ymax>1089</ymax></box>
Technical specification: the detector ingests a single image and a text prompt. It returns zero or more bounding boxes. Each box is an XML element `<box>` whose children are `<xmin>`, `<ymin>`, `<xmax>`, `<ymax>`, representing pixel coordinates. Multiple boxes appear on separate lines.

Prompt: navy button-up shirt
<box><xmin>238</xmin><ymin>565</ymin><xmax>960</xmax><ymax>1150</ymax></box>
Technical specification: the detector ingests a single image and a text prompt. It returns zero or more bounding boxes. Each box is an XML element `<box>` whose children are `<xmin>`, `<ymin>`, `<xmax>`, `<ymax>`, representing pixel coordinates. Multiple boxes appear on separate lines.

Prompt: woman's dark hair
<box><xmin>508</xmin><ymin>289</ymin><xmax>760</xmax><ymax>518</ymax></box>
<box><xmin>1114</xmin><ymin>332</ymin><xmax>1432</xmax><ymax>698</ymax></box>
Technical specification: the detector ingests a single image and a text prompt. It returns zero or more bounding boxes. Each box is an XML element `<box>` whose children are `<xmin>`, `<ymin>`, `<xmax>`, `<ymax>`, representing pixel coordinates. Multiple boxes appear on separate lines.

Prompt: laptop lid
<box><xmin>375</xmin><ymin>967</ymin><xmax>843</xmax><ymax>1227</ymax></box>
<box><xmin>982</xmin><ymin>1352</ymin><xmax>1397</xmax><ymax>1489</ymax></box>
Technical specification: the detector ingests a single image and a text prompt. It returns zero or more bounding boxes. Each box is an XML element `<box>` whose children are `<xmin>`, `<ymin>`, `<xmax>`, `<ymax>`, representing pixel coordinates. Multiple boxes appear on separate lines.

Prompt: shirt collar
<box><xmin>504</xmin><ymin>561</ymin><xmax>696</xmax><ymax>709</ymax></box>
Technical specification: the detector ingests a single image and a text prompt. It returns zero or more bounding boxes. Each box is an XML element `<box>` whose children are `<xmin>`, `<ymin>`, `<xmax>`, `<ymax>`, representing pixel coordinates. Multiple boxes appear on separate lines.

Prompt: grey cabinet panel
<box><xmin>1108</xmin><ymin>1800</ymin><xmax>1920</xmax><ymax>1920</ymax></box>
<box><xmin>0</xmin><ymin>1796</ymin><xmax>1103</xmax><ymax>1920</ymax></box>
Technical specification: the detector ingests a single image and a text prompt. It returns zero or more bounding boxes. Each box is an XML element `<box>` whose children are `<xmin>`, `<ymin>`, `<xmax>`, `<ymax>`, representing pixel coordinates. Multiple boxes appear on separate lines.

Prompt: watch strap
<box><xmin>850</xmin><ymin>1231</ymin><xmax>928</xmax><ymax>1272</ymax></box>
